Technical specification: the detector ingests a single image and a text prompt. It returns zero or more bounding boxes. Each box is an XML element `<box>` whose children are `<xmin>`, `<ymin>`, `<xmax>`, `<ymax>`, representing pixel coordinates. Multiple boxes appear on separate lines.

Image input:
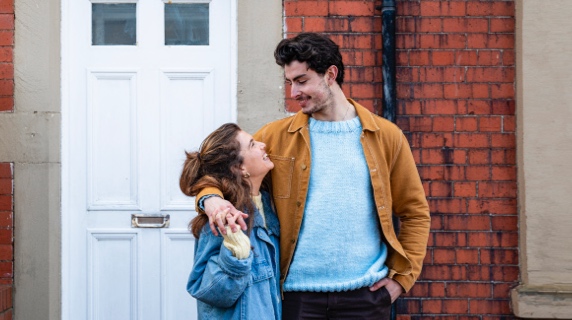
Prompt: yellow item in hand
<box><xmin>221</xmin><ymin>226</ymin><xmax>251</xmax><ymax>259</ymax></box>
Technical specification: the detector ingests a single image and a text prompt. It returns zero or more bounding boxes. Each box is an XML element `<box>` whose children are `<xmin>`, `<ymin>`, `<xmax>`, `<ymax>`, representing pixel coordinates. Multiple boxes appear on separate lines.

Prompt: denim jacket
<box><xmin>187</xmin><ymin>191</ymin><xmax>281</xmax><ymax>320</ymax></box>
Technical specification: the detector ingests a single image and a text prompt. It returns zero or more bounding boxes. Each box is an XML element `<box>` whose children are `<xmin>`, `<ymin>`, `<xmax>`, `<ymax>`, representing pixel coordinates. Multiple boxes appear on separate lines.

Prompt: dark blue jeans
<box><xmin>282</xmin><ymin>287</ymin><xmax>392</xmax><ymax>320</ymax></box>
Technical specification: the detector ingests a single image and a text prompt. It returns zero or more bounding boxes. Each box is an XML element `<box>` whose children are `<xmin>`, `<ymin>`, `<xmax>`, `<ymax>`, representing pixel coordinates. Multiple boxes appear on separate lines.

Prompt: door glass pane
<box><xmin>165</xmin><ymin>3</ymin><xmax>209</xmax><ymax>46</ymax></box>
<box><xmin>92</xmin><ymin>4</ymin><xmax>136</xmax><ymax>46</ymax></box>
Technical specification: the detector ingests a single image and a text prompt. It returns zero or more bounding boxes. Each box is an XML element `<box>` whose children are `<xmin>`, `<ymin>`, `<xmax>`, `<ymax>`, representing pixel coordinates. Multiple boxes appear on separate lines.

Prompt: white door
<box><xmin>62</xmin><ymin>0</ymin><xmax>236</xmax><ymax>319</ymax></box>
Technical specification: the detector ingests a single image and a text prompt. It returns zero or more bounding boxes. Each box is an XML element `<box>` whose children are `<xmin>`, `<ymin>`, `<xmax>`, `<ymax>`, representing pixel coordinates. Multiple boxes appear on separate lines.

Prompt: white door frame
<box><xmin>60</xmin><ymin>0</ymin><xmax>237</xmax><ymax>318</ymax></box>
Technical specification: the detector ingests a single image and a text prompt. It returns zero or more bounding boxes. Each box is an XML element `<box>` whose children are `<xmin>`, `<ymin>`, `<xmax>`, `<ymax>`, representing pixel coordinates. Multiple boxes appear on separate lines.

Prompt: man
<box><xmin>196</xmin><ymin>33</ymin><xmax>430</xmax><ymax>319</ymax></box>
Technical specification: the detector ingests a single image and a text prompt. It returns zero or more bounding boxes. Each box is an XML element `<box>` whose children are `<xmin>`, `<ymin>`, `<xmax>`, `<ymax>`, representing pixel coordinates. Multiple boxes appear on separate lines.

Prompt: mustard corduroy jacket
<box><xmin>197</xmin><ymin>99</ymin><xmax>431</xmax><ymax>293</ymax></box>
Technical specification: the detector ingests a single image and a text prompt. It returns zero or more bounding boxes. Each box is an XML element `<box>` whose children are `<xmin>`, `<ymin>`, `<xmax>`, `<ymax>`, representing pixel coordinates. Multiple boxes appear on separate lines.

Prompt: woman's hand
<box><xmin>204</xmin><ymin>196</ymin><xmax>248</xmax><ymax>236</ymax></box>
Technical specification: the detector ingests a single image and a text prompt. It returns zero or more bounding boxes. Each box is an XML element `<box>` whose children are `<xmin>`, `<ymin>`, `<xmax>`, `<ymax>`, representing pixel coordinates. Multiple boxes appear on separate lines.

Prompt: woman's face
<box><xmin>236</xmin><ymin>131</ymin><xmax>274</xmax><ymax>180</ymax></box>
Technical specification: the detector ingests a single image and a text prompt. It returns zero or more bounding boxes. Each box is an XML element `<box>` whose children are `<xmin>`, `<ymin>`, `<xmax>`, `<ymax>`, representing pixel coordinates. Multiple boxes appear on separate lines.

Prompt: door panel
<box><xmin>65</xmin><ymin>1</ymin><xmax>235</xmax><ymax>319</ymax></box>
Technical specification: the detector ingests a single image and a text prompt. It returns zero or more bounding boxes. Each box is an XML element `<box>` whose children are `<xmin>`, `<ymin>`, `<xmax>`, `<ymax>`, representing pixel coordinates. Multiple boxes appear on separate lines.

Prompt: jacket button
<box><xmin>379</xmin><ymin>205</ymin><xmax>385</xmax><ymax>210</ymax></box>
<box><xmin>291</xmin><ymin>239</ymin><xmax>296</xmax><ymax>244</ymax></box>
<box><xmin>296</xmin><ymin>201</ymin><xmax>301</xmax><ymax>207</ymax></box>
<box><xmin>301</xmin><ymin>164</ymin><xmax>307</xmax><ymax>170</ymax></box>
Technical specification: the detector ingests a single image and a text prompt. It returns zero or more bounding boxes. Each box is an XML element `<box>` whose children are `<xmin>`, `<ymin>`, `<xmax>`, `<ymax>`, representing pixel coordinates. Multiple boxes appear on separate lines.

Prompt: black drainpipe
<box><xmin>377</xmin><ymin>1</ymin><xmax>399</xmax><ymax>319</ymax></box>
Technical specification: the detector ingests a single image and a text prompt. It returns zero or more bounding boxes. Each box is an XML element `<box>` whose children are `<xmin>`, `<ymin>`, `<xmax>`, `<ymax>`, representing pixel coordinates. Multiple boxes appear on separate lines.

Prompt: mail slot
<box><xmin>131</xmin><ymin>214</ymin><xmax>170</xmax><ymax>228</ymax></box>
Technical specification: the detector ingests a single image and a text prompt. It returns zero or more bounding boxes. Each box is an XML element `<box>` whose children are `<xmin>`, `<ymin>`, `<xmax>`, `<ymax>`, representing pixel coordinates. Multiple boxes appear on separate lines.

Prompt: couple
<box><xmin>179</xmin><ymin>33</ymin><xmax>431</xmax><ymax>319</ymax></box>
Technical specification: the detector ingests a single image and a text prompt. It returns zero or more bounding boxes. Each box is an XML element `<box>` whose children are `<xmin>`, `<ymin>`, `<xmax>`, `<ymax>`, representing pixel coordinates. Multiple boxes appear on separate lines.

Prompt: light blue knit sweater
<box><xmin>283</xmin><ymin>116</ymin><xmax>388</xmax><ymax>292</ymax></box>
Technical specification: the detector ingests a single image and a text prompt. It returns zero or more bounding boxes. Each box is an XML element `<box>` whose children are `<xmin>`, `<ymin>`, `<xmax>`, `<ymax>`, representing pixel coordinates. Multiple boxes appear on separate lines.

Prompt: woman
<box><xmin>179</xmin><ymin>123</ymin><xmax>280</xmax><ymax>320</ymax></box>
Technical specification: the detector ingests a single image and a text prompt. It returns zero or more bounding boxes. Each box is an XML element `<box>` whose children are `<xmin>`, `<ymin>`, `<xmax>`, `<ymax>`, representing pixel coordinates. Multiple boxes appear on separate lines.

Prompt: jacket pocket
<box><xmin>249</xmin><ymin>259</ymin><xmax>273</xmax><ymax>285</ymax></box>
<box><xmin>268</xmin><ymin>155</ymin><xmax>294</xmax><ymax>199</ymax></box>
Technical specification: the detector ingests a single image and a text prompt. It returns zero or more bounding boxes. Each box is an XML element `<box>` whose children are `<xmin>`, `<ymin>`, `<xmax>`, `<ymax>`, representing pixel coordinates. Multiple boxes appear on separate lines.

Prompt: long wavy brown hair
<box><xmin>180</xmin><ymin>123</ymin><xmax>256</xmax><ymax>238</ymax></box>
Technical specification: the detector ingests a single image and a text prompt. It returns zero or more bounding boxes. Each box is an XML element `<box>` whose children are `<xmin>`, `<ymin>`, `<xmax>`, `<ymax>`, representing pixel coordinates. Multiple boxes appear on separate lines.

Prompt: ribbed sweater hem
<box><xmin>283</xmin><ymin>267</ymin><xmax>388</xmax><ymax>292</ymax></box>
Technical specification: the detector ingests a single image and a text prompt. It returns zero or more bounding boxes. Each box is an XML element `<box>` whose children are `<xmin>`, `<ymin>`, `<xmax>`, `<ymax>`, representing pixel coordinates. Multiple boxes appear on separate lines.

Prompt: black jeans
<box><xmin>282</xmin><ymin>287</ymin><xmax>392</xmax><ymax>320</ymax></box>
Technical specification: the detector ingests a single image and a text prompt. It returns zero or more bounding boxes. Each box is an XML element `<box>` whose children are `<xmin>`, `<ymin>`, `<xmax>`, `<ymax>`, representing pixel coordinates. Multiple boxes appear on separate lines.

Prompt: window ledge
<box><xmin>511</xmin><ymin>284</ymin><xmax>572</xmax><ymax>319</ymax></box>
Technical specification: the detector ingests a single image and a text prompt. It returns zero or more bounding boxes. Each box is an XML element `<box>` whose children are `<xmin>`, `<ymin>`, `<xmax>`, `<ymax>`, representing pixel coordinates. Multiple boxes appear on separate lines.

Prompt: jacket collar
<box><xmin>251</xmin><ymin>191</ymin><xmax>280</xmax><ymax>236</ymax></box>
<box><xmin>287</xmin><ymin>98</ymin><xmax>380</xmax><ymax>133</ymax></box>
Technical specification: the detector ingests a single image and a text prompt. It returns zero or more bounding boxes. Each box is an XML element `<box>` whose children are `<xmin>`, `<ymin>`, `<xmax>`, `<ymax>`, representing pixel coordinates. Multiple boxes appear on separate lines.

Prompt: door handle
<box><xmin>131</xmin><ymin>214</ymin><xmax>170</xmax><ymax>228</ymax></box>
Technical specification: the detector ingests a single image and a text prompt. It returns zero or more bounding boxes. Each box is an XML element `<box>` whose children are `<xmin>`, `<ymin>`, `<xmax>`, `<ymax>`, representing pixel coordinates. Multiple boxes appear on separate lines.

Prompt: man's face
<box><xmin>284</xmin><ymin>61</ymin><xmax>334</xmax><ymax>115</ymax></box>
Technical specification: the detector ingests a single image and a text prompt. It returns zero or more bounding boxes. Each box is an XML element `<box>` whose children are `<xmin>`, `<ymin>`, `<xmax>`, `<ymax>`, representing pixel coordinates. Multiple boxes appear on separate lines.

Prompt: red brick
<box><xmin>430</xmin><ymin>181</ymin><xmax>452</xmax><ymax>196</ymax></box>
<box><xmin>0</xmin><ymin>48</ymin><xmax>11</xmax><ymax>63</ymax></box>
<box><xmin>0</xmin><ymin>198</ymin><xmax>10</xmax><ymax>212</ymax></box>
<box><xmin>419</xmin><ymin>67</ymin><xmax>465</xmax><ymax>82</ymax></box>
<box><xmin>0</xmin><ymin>97</ymin><xmax>12</xmax><ymax>111</ymax></box>
<box><xmin>419</xmin><ymin>34</ymin><xmax>467</xmax><ymax>49</ymax></box>
<box><xmin>447</xmin><ymin>283</ymin><xmax>492</xmax><ymax>298</ymax></box>
<box><xmin>456</xmin><ymin>248</ymin><xmax>479</xmax><ymax>264</ymax></box>
<box><xmin>431</xmin><ymin>51</ymin><xmax>455</xmax><ymax>66</ymax></box>
<box><xmin>466</xmin><ymin>2</ymin><xmax>494</xmax><ymax>16</ymax></box>
<box><xmin>443</xmin><ymin>18</ymin><xmax>488</xmax><ymax>33</ymax></box>
<box><xmin>0</xmin><ymin>14</ymin><xmax>13</xmax><ymax>30</ymax></box>
<box><xmin>481</xmin><ymin>248</ymin><xmax>518</xmax><ymax>265</ymax></box>
<box><xmin>502</xmin><ymin>115</ymin><xmax>515</xmax><ymax>132</ymax></box>
<box><xmin>490</xmin><ymin>18</ymin><xmax>515</xmax><ymax>33</ymax></box>
<box><xmin>491</xmin><ymin>83</ymin><xmax>514</xmax><ymax>99</ymax></box>
<box><xmin>467</xmin><ymin>265</ymin><xmax>491</xmax><ymax>281</ymax></box>
<box><xmin>456</xmin><ymin>117</ymin><xmax>478</xmax><ymax>132</ymax></box>
<box><xmin>397</xmin><ymin>17</ymin><xmax>415</xmax><ymax>33</ymax></box>
<box><xmin>444</xmin><ymin>84</ymin><xmax>473</xmax><ymax>99</ymax></box>
<box><xmin>433</xmin><ymin>248</ymin><xmax>456</xmax><ymax>264</ymax></box>
<box><xmin>409</xmin><ymin>117</ymin><xmax>433</xmax><ymax>132</ymax></box>
<box><xmin>0</xmin><ymin>262</ymin><xmax>11</xmax><ymax>278</ymax></box>
<box><xmin>454</xmin><ymin>133</ymin><xmax>489</xmax><ymax>148</ymax></box>
<box><xmin>0</xmin><ymin>1</ymin><xmax>14</xmax><ymax>14</ymax></box>
<box><xmin>0</xmin><ymin>166</ymin><xmax>9</xmax><ymax>179</ymax></box>
<box><xmin>328</xmin><ymin>1</ymin><xmax>375</xmax><ymax>16</ymax></box>
<box><xmin>0</xmin><ymin>245</ymin><xmax>11</xmax><ymax>260</ymax></box>
<box><xmin>0</xmin><ymin>180</ymin><xmax>10</xmax><ymax>195</ymax></box>
<box><xmin>492</xmin><ymin>100</ymin><xmax>515</xmax><ymax>115</ymax></box>
<box><xmin>397</xmin><ymin>1</ymin><xmax>420</xmax><ymax>16</ymax></box>
<box><xmin>491</xmin><ymin>166</ymin><xmax>516</xmax><ymax>181</ymax></box>
<box><xmin>433</xmin><ymin>232</ymin><xmax>467</xmax><ymax>247</ymax></box>
<box><xmin>433</xmin><ymin>116</ymin><xmax>455</xmax><ymax>132</ymax></box>
<box><xmin>284</xmin><ymin>1</ymin><xmax>328</xmax><ymax>17</ymax></box>
<box><xmin>0</xmin><ymin>80</ymin><xmax>12</xmax><ymax>96</ymax></box>
<box><xmin>469</xmin><ymin>299</ymin><xmax>512</xmax><ymax>315</ymax></box>
<box><xmin>467</xmin><ymin>199</ymin><xmax>517</xmax><ymax>215</ymax></box>
<box><xmin>479</xmin><ymin>116</ymin><xmax>502</xmax><ymax>132</ymax></box>
<box><xmin>0</xmin><ymin>229</ymin><xmax>11</xmax><ymax>245</ymax></box>
<box><xmin>420</xmin><ymin>100</ymin><xmax>454</xmax><ymax>115</ymax></box>
<box><xmin>493</xmin><ymin>283</ymin><xmax>513</xmax><ymax>299</ymax></box>
<box><xmin>491</xmin><ymin>216</ymin><xmax>518</xmax><ymax>232</ymax></box>
<box><xmin>502</xmin><ymin>49</ymin><xmax>515</xmax><ymax>66</ymax></box>
<box><xmin>286</xmin><ymin>17</ymin><xmax>303</xmax><ymax>33</ymax></box>
<box><xmin>467</xmin><ymin>33</ymin><xmax>487</xmax><ymax>49</ymax></box>
<box><xmin>455</xmin><ymin>50</ymin><xmax>478</xmax><ymax>66</ymax></box>
<box><xmin>421</xmin><ymin>1</ymin><xmax>466</xmax><ymax>17</ymax></box>
<box><xmin>409</xmin><ymin>50</ymin><xmax>430</xmax><ymax>66</ymax></box>
<box><xmin>0</xmin><ymin>213</ymin><xmax>10</xmax><ymax>228</ymax></box>
<box><xmin>413</xmin><ymin>83</ymin><xmax>444</xmax><ymax>99</ymax></box>
<box><xmin>477</xmin><ymin>50</ymin><xmax>503</xmax><ymax>66</ymax></box>
<box><xmin>488</xmin><ymin>34</ymin><xmax>515</xmax><ymax>49</ymax></box>
<box><xmin>401</xmin><ymin>100</ymin><xmax>422</xmax><ymax>115</ymax></box>
<box><xmin>466</xmin><ymin>67</ymin><xmax>515</xmax><ymax>83</ymax></box>
<box><xmin>479</xmin><ymin>181</ymin><xmax>517</xmax><ymax>198</ymax></box>
<box><xmin>454</xmin><ymin>182</ymin><xmax>476</xmax><ymax>197</ymax></box>
<box><xmin>493</xmin><ymin>1</ymin><xmax>516</xmax><ymax>17</ymax></box>
<box><xmin>423</xmin><ymin>299</ymin><xmax>470</xmax><ymax>314</ymax></box>
<box><xmin>417</xmin><ymin>18</ymin><xmax>442</xmax><ymax>33</ymax></box>
<box><xmin>419</xmin><ymin>132</ymin><xmax>452</xmax><ymax>148</ymax></box>
<box><xmin>396</xmin><ymin>34</ymin><xmax>416</xmax><ymax>49</ymax></box>
<box><xmin>0</xmin><ymin>31</ymin><xmax>11</xmax><ymax>46</ymax></box>
<box><xmin>466</xmin><ymin>165</ymin><xmax>491</xmax><ymax>180</ymax></box>
<box><xmin>491</xmin><ymin>149</ymin><xmax>516</xmax><ymax>165</ymax></box>
<box><xmin>443</xmin><ymin>215</ymin><xmax>491</xmax><ymax>231</ymax></box>
<box><xmin>351</xmin><ymin>17</ymin><xmax>380</xmax><ymax>33</ymax></box>
<box><xmin>422</xmin><ymin>265</ymin><xmax>467</xmax><ymax>281</ymax></box>
<box><xmin>428</xmin><ymin>198</ymin><xmax>465</xmax><ymax>214</ymax></box>
<box><xmin>491</xmin><ymin>133</ymin><xmax>515</xmax><ymax>148</ymax></box>
<box><xmin>342</xmin><ymin>34</ymin><xmax>375</xmax><ymax>49</ymax></box>
<box><xmin>468</xmin><ymin>149</ymin><xmax>490</xmax><ymax>165</ymax></box>
<box><xmin>0</xmin><ymin>63</ymin><xmax>12</xmax><ymax>79</ymax></box>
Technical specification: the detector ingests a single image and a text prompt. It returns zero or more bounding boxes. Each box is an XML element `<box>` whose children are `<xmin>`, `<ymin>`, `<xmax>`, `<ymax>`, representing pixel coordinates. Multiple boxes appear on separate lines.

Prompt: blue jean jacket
<box><xmin>187</xmin><ymin>191</ymin><xmax>281</xmax><ymax>320</ymax></box>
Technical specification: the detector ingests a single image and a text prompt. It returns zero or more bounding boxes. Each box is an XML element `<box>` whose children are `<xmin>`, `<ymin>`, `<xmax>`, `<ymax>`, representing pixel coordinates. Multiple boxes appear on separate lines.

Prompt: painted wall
<box><xmin>512</xmin><ymin>0</ymin><xmax>572</xmax><ymax>317</ymax></box>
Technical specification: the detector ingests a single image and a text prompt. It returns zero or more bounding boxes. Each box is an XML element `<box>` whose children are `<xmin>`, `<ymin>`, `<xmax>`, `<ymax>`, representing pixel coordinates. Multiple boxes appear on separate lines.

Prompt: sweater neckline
<box><xmin>309</xmin><ymin>116</ymin><xmax>361</xmax><ymax>133</ymax></box>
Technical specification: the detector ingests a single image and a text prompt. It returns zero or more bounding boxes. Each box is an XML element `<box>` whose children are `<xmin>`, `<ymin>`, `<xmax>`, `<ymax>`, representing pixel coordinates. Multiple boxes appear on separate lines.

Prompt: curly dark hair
<box><xmin>274</xmin><ymin>33</ymin><xmax>345</xmax><ymax>87</ymax></box>
<box><xmin>179</xmin><ymin>123</ymin><xmax>255</xmax><ymax>238</ymax></box>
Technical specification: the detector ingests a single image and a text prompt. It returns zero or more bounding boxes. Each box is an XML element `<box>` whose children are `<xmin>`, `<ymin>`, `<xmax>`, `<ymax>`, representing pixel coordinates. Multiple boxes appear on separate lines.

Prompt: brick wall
<box><xmin>0</xmin><ymin>0</ymin><xmax>14</xmax><ymax>318</ymax></box>
<box><xmin>285</xmin><ymin>0</ymin><xmax>517</xmax><ymax>318</ymax></box>
<box><xmin>0</xmin><ymin>0</ymin><xmax>14</xmax><ymax>112</ymax></box>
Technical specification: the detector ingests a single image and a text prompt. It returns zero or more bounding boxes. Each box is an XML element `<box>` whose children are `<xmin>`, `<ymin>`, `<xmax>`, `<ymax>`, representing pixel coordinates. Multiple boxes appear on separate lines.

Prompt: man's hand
<box><xmin>369</xmin><ymin>277</ymin><xmax>403</xmax><ymax>303</ymax></box>
<box><xmin>203</xmin><ymin>196</ymin><xmax>248</xmax><ymax>236</ymax></box>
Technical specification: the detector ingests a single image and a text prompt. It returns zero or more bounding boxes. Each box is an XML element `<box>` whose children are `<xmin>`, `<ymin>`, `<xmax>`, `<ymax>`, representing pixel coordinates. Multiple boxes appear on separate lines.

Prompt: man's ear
<box><xmin>326</xmin><ymin>65</ymin><xmax>338</xmax><ymax>85</ymax></box>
